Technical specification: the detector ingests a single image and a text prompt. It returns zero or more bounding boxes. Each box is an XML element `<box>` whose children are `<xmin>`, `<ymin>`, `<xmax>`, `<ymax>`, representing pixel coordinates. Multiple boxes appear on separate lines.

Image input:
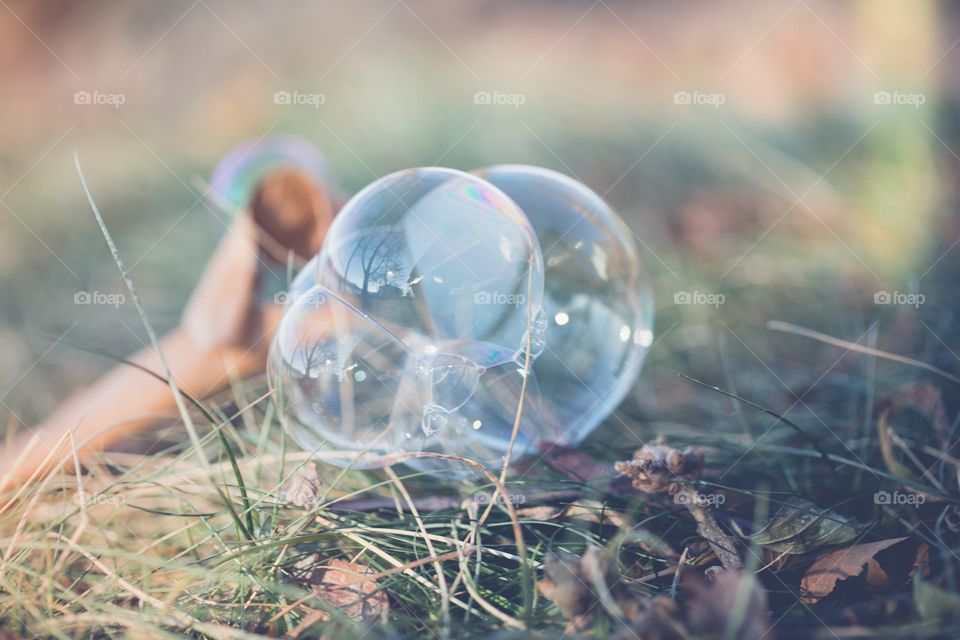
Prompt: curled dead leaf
<box><xmin>801</xmin><ymin>537</ymin><xmax>928</xmax><ymax>604</ymax></box>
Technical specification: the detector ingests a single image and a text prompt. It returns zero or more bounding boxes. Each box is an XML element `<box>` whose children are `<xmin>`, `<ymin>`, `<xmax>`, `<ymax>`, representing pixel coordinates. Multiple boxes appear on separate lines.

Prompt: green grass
<box><xmin>2</xmin><ymin>294</ymin><xmax>958</xmax><ymax>638</ymax></box>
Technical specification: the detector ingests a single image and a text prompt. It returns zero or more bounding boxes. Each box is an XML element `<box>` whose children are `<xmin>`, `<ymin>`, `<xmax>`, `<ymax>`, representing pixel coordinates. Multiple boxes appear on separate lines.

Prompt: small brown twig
<box><xmin>615</xmin><ymin>437</ymin><xmax>743</xmax><ymax>570</ymax></box>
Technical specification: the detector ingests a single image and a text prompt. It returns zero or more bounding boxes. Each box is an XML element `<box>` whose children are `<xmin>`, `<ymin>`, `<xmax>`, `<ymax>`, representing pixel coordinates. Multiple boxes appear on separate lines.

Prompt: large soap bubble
<box><xmin>269</xmin><ymin>168</ymin><xmax>550</xmax><ymax>469</ymax></box>
<box><xmin>473</xmin><ymin>165</ymin><xmax>654</xmax><ymax>446</ymax></box>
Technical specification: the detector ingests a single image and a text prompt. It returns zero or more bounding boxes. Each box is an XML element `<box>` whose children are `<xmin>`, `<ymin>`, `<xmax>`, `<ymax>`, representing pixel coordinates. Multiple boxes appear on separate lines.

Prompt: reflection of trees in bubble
<box><xmin>293</xmin><ymin>340</ymin><xmax>340</xmax><ymax>379</ymax></box>
<box><xmin>340</xmin><ymin>228</ymin><xmax>408</xmax><ymax>300</ymax></box>
<box><xmin>335</xmin><ymin>227</ymin><xmax>441</xmax><ymax>338</ymax></box>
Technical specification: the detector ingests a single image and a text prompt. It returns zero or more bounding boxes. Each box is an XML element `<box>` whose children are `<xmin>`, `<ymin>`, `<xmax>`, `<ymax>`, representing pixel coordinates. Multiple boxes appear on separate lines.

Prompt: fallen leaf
<box><xmin>516</xmin><ymin>505</ymin><xmax>560</xmax><ymax>520</ymax></box>
<box><xmin>865</xmin><ymin>540</ymin><xmax>928</xmax><ymax>591</ymax></box>
<box><xmin>736</xmin><ymin>496</ymin><xmax>859</xmax><ymax>554</ymax></box>
<box><xmin>890</xmin><ymin>382</ymin><xmax>949</xmax><ymax>442</ymax></box>
<box><xmin>289</xmin><ymin>555</ymin><xmax>387</xmax><ymax>623</ymax></box>
<box><xmin>539</xmin><ymin>552</ymin><xmax>596</xmax><ymax>633</ymax></box>
<box><xmin>563</xmin><ymin>500</ymin><xmax>627</xmax><ymax>529</ymax></box>
<box><xmin>542</xmin><ymin>446</ymin><xmax>615</xmax><ymax>484</ymax></box>
<box><xmin>686</xmin><ymin>570</ymin><xmax>772</xmax><ymax>640</ymax></box>
<box><xmin>876</xmin><ymin>411</ymin><xmax>941</xmax><ymax>503</ymax></box>
<box><xmin>539</xmin><ymin>547</ymin><xmax>682</xmax><ymax>636</ymax></box>
<box><xmin>801</xmin><ymin>537</ymin><xmax>910</xmax><ymax>603</ymax></box>
<box><xmin>281</xmin><ymin>465</ymin><xmax>324</xmax><ymax>508</ymax></box>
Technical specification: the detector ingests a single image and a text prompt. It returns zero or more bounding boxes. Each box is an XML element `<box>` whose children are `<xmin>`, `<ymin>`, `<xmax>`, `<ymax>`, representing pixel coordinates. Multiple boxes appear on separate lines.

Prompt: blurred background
<box><xmin>1</xmin><ymin>0</ymin><xmax>958</xmax><ymax>448</ymax></box>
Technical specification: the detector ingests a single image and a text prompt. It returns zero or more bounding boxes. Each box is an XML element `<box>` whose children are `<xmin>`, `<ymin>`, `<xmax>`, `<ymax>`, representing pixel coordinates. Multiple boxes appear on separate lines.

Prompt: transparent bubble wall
<box><xmin>269</xmin><ymin>168</ymin><xmax>548</xmax><ymax>468</ymax></box>
<box><xmin>473</xmin><ymin>165</ymin><xmax>654</xmax><ymax>446</ymax></box>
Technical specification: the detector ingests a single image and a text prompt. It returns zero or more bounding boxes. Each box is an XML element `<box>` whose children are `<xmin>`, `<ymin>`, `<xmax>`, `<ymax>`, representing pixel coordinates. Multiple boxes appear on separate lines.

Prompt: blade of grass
<box><xmin>674</xmin><ymin>371</ymin><xmax>841</xmax><ymax>481</ymax></box>
<box><xmin>74</xmin><ymin>152</ymin><xmax>252</xmax><ymax>542</ymax></box>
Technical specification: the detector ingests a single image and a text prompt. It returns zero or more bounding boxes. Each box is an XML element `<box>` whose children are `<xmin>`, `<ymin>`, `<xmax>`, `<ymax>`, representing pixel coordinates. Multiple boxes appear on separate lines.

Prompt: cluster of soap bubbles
<box><xmin>216</xmin><ymin>137</ymin><xmax>653</xmax><ymax>470</ymax></box>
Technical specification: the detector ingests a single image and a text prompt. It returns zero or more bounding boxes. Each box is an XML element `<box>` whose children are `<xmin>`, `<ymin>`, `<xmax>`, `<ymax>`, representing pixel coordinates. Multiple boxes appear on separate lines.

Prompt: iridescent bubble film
<box><xmin>209</xmin><ymin>135</ymin><xmax>340</xmax><ymax>212</ymax></box>
<box><xmin>473</xmin><ymin>165</ymin><xmax>654</xmax><ymax>446</ymax></box>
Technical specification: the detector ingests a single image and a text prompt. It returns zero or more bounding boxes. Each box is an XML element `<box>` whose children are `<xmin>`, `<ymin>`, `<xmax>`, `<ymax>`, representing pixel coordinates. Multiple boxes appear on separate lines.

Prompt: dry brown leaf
<box><xmin>866</xmin><ymin>540</ymin><xmax>928</xmax><ymax>591</ymax></box>
<box><xmin>516</xmin><ymin>505</ymin><xmax>560</xmax><ymax>520</ymax></box>
<box><xmin>542</xmin><ymin>446</ymin><xmax>615</xmax><ymax>483</ymax></box>
<box><xmin>538</xmin><ymin>553</ymin><xmax>596</xmax><ymax>633</ymax></box>
<box><xmin>289</xmin><ymin>555</ymin><xmax>388</xmax><ymax>623</ymax></box>
<box><xmin>281</xmin><ymin>465</ymin><xmax>324</xmax><ymax>508</ymax></box>
<box><xmin>801</xmin><ymin>537</ymin><xmax>926</xmax><ymax>604</ymax></box>
<box><xmin>686</xmin><ymin>570</ymin><xmax>772</xmax><ymax>640</ymax></box>
<box><xmin>538</xmin><ymin>547</ymin><xmax>683</xmax><ymax>637</ymax></box>
<box><xmin>563</xmin><ymin>500</ymin><xmax>627</xmax><ymax>529</ymax></box>
<box><xmin>890</xmin><ymin>381</ymin><xmax>949</xmax><ymax>441</ymax></box>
